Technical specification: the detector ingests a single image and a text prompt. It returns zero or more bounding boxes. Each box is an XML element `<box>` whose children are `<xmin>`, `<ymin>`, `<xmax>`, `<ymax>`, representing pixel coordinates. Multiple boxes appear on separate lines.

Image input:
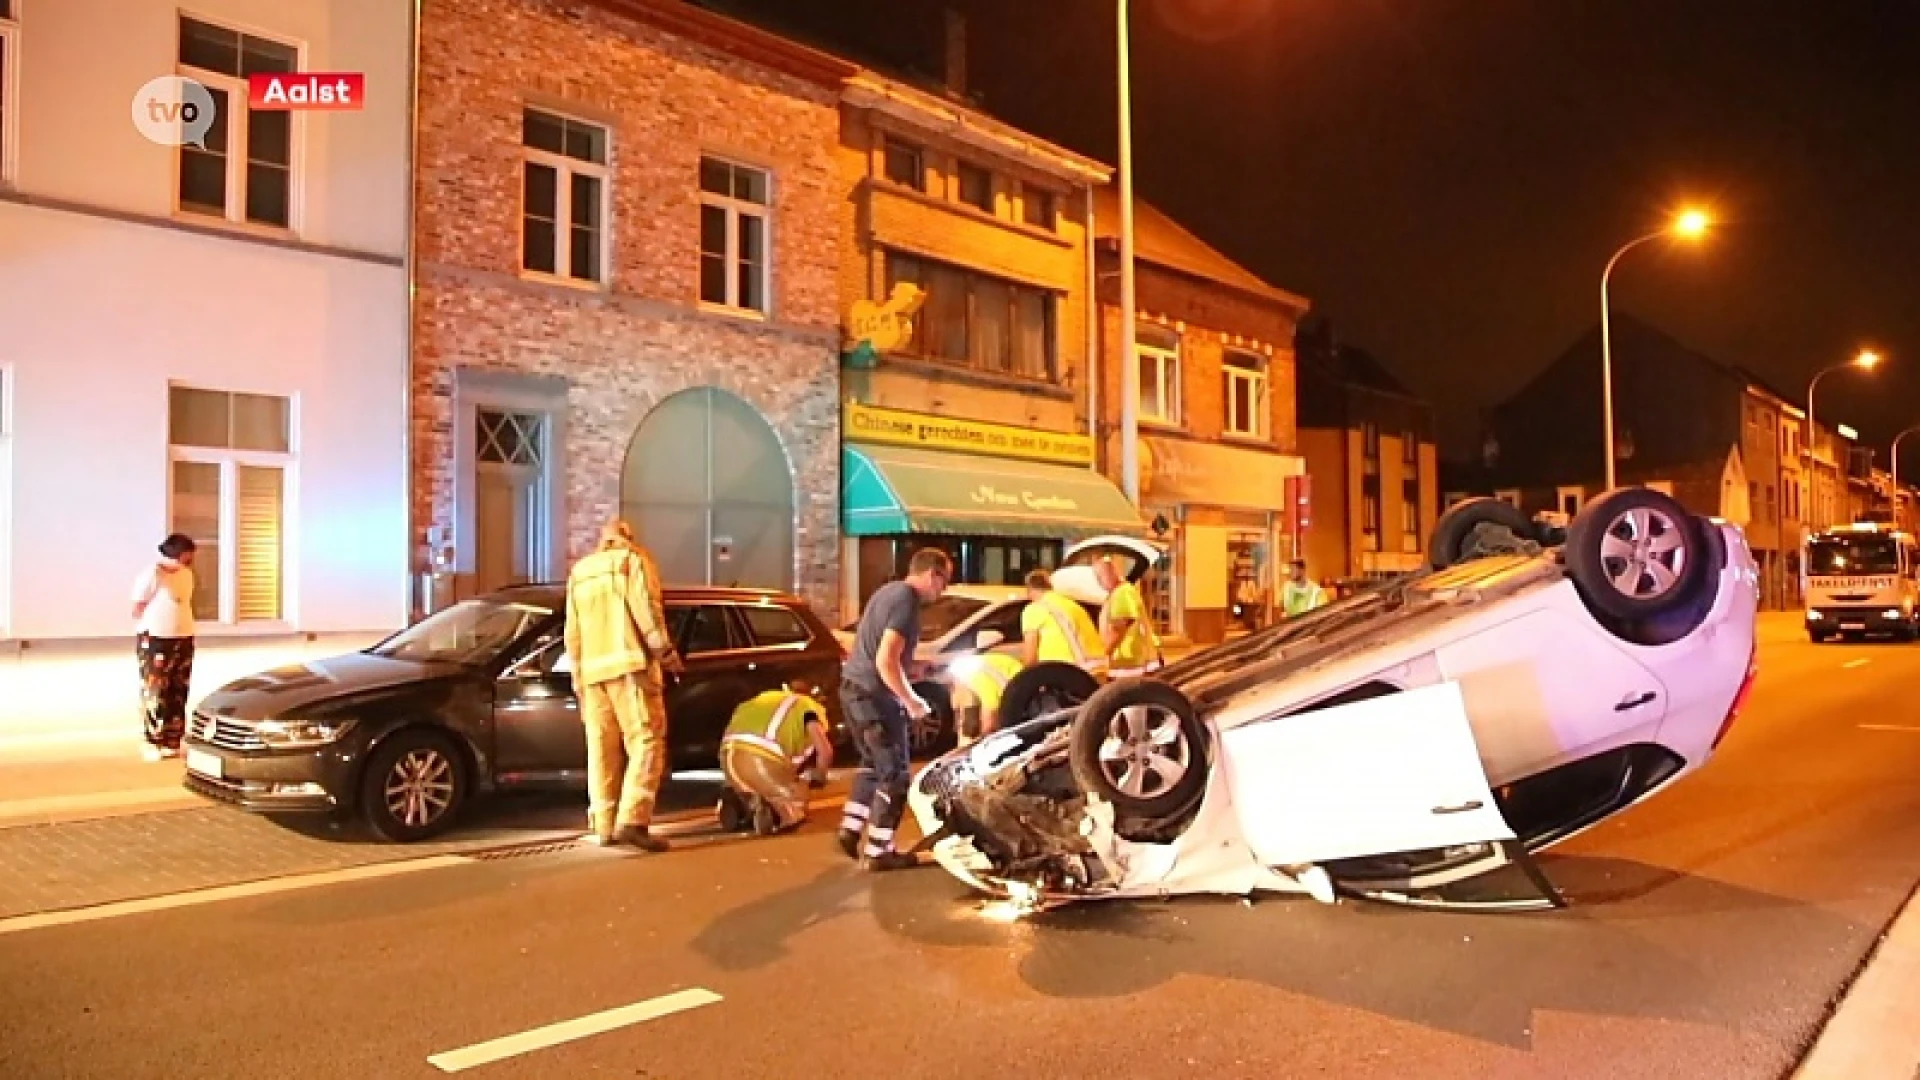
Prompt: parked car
<box><xmin>909</xmin><ymin>488</ymin><xmax>1761</xmax><ymax>913</ymax></box>
<box><xmin>181</xmin><ymin>585</ymin><xmax>842</xmax><ymax>842</ymax></box>
<box><xmin>832</xmin><ymin>536</ymin><xmax>1163</xmax><ymax>753</ymax></box>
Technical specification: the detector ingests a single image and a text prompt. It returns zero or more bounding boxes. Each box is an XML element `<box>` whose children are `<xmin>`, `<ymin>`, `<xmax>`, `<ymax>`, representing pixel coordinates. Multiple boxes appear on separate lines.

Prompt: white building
<box><xmin>0</xmin><ymin>0</ymin><xmax>409</xmax><ymax>752</ymax></box>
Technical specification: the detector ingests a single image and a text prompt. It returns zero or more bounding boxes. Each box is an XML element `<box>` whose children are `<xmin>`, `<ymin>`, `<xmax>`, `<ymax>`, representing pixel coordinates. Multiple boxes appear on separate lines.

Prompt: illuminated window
<box><xmin>168</xmin><ymin>387</ymin><xmax>292</xmax><ymax>623</ymax></box>
<box><xmin>523</xmin><ymin>109</ymin><xmax>608</xmax><ymax>284</ymax></box>
<box><xmin>1223</xmin><ymin>350</ymin><xmax>1266</xmax><ymax>438</ymax></box>
<box><xmin>177</xmin><ymin>17</ymin><xmax>299</xmax><ymax>228</ymax></box>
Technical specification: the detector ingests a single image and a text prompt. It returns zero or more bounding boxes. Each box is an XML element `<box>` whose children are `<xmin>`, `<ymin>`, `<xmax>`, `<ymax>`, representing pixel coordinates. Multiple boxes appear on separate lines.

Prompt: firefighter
<box><xmin>1019</xmin><ymin>569</ymin><xmax>1106</xmax><ymax>673</ymax></box>
<box><xmin>718</xmin><ymin>680</ymin><xmax>835</xmax><ymax>835</ymax></box>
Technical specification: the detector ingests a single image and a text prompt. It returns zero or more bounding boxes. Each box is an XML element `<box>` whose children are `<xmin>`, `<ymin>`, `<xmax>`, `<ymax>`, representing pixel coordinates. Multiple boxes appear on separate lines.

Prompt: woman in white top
<box><xmin>131</xmin><ymin>533</ymin><xmax>199</xmax><ymax>761</ymax></box>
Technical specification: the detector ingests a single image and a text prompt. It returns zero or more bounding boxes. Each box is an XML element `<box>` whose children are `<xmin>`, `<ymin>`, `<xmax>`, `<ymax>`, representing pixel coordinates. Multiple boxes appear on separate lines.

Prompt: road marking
<box><xmin>427</xmin><ymin>988</ymin><xmax>724</xmax><ymax>1072</ymax></box>
<box><xmin>1843</xmin><ymin>658</ymin><xmax>1872</xmax><ymax>670</ymax></box>
<box><xmin>1858</xmin><ymin>724</ymin><xmax>1920</xmax><ymax>733</ymax></box>
<box><xmin>0</xmin><ymin>855</ymin><xmax>471</xmax><ymax>937</ymax></box>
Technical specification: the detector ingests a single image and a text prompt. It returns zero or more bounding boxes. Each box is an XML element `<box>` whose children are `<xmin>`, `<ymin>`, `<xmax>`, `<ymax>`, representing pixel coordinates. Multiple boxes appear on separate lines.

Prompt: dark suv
<box><xmin>181</xmin><ymin>585</ymin><xmax>843</xmax><ymax>841</ymax></box>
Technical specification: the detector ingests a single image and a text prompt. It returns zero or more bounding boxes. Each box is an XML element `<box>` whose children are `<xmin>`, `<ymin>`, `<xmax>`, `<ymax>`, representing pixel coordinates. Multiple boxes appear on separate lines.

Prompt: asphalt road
<box><xmin>3</xmin><ymin>627</ymin><xmax>1919</xmax><ymax>1080</ymax></box>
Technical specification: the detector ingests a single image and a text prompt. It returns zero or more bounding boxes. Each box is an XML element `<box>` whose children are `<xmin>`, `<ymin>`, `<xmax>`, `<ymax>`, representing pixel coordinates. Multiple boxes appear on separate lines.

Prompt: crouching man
<box><xmin>951</xmin><ymin>651</ymin><xmax>1024</xmax><ymax>749</ymax></box>
<box><xmin>718</xmin><ymin>680</ymin><xmax>834</xmax><ymax>835</ymax></box>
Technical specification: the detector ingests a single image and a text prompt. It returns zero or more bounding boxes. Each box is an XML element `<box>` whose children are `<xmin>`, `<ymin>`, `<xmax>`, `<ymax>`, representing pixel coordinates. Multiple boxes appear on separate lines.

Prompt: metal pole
<box><xmin>1117</xmin><ymin>0</ymin><xmax>1141</xmax><ymax>505</ymax></box>
<box><xmin>1598</xmin><ymin>232</ymin><xmax>1659</xmax><ymax>492</ymax></box>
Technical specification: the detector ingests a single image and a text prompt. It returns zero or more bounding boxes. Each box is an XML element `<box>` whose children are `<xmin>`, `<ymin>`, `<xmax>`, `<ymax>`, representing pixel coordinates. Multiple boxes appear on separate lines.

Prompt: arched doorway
<box><xmin>621</xmin><ymin>388</ymin><xmax>794</xmax><ymax>590</ymax></box>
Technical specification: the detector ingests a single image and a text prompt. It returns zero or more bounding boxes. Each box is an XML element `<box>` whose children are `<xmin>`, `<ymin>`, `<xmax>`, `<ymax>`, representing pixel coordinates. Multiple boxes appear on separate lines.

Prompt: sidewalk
<box><xmin>1793</xmin><ymin>881</ymin><xmax>1920</xmax><ymax>1079</ymax></box>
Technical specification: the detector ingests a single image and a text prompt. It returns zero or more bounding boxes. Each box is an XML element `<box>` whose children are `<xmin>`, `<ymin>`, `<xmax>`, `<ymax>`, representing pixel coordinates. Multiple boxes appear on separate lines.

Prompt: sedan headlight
<box><xmin>256</xmin><ymin>717</ymin><xmax>358</xmax><ymax>748</ymax></box>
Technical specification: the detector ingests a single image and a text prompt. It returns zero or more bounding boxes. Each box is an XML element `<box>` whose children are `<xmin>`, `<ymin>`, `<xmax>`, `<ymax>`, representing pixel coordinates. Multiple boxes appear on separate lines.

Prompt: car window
<box><xmin>669</xmin><ymin>605</ymin><xmax>735</xmax><ymax>655</ymax></box>
<box><xmin>739</xmin><ymin>604</ymin><xmax>812</xmax><ymax>648</ymax></box>
<box><xmin>917</xmin><ymin>595</ymin><xmax>989</xmax><ymax>641</ymax></box>
<box><xmin>944</xmin><ymin>602</ymin><xmax>1024</xmax><ymax>653</ymax></box>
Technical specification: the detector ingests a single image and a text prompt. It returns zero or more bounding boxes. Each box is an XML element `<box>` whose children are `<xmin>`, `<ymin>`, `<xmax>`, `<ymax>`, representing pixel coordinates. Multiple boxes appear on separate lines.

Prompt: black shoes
<box><xmin>836</xmin><ymin>829</ymin><xmax>862</xmax><ymax>860</ymax></box>
<box><xmin>866</xmin><ymin>851</ymin><xmax>919</xmax><ymax>872</ymax></box>
<box><xmin>612</xmin><ymin>826</ymin><xmax>670</xmax><ymax>853</ymax></box>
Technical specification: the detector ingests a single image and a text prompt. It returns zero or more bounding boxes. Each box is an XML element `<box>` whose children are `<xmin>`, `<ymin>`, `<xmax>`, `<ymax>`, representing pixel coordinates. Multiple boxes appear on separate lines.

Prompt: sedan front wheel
<box><xmin>361</xmin><ymin>729</ymin><xmax>468</xmax><ymax>842</ymax></box>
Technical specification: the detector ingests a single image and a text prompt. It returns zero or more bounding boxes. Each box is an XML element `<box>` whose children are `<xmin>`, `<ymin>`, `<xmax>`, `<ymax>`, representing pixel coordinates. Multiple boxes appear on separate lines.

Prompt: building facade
<box><xmin>1095</xmin><ymin>195</ymin><xmax>1309</xmax><ymax>643</ymax></box>
<box><xmin>0</xmin><ymin>0</ymin><xmax>410</xmax><ymax>740</ymax></box>
<box><xmin>412</xmin><ymin>0</ymin><xmax>852</xmax><ymax>619</ymax></box>
<box><xmin>834</xmin><ymin>65</ymin><xmax>1137</xmax><ymax>613</ymax></box>
<box><xmin>1296</xmin><ymin>332</ymin><xmax>1440</xmax><ymax>589</ymax></box>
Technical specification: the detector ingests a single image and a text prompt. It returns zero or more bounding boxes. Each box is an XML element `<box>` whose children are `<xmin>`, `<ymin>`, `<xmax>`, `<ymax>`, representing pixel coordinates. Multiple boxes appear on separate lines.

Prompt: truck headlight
<box><xmin>1808</xmin><ymin>611</ymin><xmax>1824</xmax><ymax>620</ymax></box>
<box><xmin>1884</xmin><ymin>609</ymin><xmax>1903</xmax><ymax>620</ymax></box>
<box><xmin>256</xmin><ymin>717</ymin><xmax>358</xmax><ymax>748</ymax></box>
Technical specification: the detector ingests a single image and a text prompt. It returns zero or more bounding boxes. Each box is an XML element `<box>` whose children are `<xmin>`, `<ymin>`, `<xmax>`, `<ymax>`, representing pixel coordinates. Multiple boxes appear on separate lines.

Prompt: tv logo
<box><xmin>131</xmin><ymin>76</ymin><xmax>217</xmax><ymax>148</ymax></box>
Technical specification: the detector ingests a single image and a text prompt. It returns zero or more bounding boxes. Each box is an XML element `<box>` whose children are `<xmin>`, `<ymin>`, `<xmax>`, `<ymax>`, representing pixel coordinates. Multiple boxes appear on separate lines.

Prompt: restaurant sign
<box><xmin>845</xmin><ymin>402</ymin><xmax>1094</xmax><ymax>467</ymax></box>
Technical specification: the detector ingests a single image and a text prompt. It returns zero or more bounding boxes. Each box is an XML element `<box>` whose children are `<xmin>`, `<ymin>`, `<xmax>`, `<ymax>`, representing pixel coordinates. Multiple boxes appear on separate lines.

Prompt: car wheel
<box><xmin>1068</xmin><ymin>679</ymin><xmax>1209</xmax><ymax>819</ymax></box>
<box><xmin>1429</xmin><ymin>498</ymin><xmax>1536</xmax><ymax>569</ymax></box>
<box><xmin>1564</xmin><ymin>487</ymin><xmax>1711</xmax><ymax>622</ymax></box>
<box><xmin>360</xmin><ymin>728</ymin><xmax>467</xmax><ymax>843</ymax></box>
<box><xmin>998</xmin><ymin>662</ymin><xmax>1101</xmax><ymax>728</ymax></box>
<box><xmin>910</xmin><ymin>681</ymin><xmax>954</xmax><ymax>757</ymax></box>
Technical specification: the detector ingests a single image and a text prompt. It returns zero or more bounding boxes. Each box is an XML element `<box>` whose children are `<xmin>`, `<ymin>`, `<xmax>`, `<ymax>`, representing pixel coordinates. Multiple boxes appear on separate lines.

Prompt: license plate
<box><xmin>1841</xmin><ymin>623</ymin><xmax>1867</xmax><ymax>631</ymax></box>
<box><xmin>186</xmin><ymin>749</ymin><xmax>223</xmax><ymax>779</ymax></box>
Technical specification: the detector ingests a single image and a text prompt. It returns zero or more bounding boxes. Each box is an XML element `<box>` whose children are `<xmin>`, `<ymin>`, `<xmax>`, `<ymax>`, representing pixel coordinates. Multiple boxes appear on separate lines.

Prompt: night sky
<box><xmin>717</xmin><ymin>0</ymin><xmax>1920</xmax><ymax>460</ymax></box>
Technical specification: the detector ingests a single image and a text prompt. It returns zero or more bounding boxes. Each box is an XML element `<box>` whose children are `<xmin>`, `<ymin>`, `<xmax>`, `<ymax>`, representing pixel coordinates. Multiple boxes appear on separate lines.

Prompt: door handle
<box><xmin>1431</xmin><ymin>800</ymin><xmax>1484</xmax><ymax>815</ymax></box>
<box><xmin>1614</xmin><ymin>691</ymin><xmax>1658</xmax><ymax>712</ymax></box>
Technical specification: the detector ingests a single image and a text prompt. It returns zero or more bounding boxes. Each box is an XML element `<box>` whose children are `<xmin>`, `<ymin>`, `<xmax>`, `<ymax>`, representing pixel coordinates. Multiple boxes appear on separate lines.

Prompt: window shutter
<box><xmin>235</xmin><ymin>466</ymin><xmax>283</xmax><ymax>620</ymax></box>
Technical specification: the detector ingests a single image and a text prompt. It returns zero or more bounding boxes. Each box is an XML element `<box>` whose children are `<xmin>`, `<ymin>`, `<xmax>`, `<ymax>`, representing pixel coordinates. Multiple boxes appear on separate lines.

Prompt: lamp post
<box><xmin>1599</xmin><ymin>208</ymin><xmax>1711</xmax><ymax>491</ymax></box>
<box><xmin>1806</xmin><ymin>350</ymin><xmax>1880</xmax><ymax>440</ymax></box>
<box><xmin>1117</xmin><ymin>0</ymin><xmax>1141</xmax><ymax>504</ymax></box>
<box><xmin>1892</xmin><ymin>424</ymin><xmax>1920</xmax><ymax>524</ymax></box>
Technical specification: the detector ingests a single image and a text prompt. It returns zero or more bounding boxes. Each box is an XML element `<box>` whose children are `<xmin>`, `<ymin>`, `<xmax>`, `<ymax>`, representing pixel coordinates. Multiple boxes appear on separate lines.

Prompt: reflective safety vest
<box><xmin>1282</xmin><ymin>580</ymin><xmax>1328</xmax><ymax>617</ymax></box>
<box><xmin>958</xmin><ymin>651</ymin><xmax>1025</xmax><ymax>710</ymax></box>
<box><xmin>722</xmin><ymin>690</ymin><xmax>820</xmax><ymax>759</ymax></box>
<box><xmin>1027</xmin><ymin>592</ymin><xmax>1106</xmax><ymax>672</ymax></box>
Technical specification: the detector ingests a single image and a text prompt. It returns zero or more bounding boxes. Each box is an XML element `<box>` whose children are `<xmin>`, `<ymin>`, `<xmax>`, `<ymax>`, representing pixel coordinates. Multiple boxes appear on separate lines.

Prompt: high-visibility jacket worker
<box><xmin>1281</xmin><ymin>560</ymin><xmax>1329</xmax><ymax>617</ymax></box>
<box><xmin>1098</xmin><ymin>564</ymin><xmax>1164</xmax><ymax>678</ymax></box>
<box><xmin>718</xmin><ymin>682</ymin><xmax>834</xmax><ymax>835</ymax></box>
<box><xmin>950</xmin><ymin>651</ymin><xmax>1025</xmax><ymax>748</ymax></box>
<box><xmin>1019</xmin><ymin>569</ymin><xmax>1106</xmax><ymax>672</ymax></box>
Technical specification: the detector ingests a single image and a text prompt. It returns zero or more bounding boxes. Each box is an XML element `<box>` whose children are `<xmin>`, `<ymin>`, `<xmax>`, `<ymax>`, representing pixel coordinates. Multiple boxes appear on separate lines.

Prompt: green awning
<box><xmin>843</xmin><ymin>442</ymin><xmax>1144</xmax><ymax>539</ymax></box>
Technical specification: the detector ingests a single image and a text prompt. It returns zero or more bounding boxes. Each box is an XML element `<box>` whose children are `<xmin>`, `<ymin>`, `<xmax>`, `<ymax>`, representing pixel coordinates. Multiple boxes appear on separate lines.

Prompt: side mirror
<box><xmin>975</xmin><ymin>629</ymin><xmax>1006</xmax><ymax>651</ymax></box>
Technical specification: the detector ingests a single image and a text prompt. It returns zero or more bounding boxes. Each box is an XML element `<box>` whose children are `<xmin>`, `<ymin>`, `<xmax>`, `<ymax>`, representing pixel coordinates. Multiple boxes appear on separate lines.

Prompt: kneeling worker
<box><xmin>950</xmin><ymin>650</ymin><xmax>1025</xmax><ymax>748</ymax></box>
<box><xmin>718</xmin><ymin>680</ymin><xmax>834</xmax><ymax>835</ymax></box>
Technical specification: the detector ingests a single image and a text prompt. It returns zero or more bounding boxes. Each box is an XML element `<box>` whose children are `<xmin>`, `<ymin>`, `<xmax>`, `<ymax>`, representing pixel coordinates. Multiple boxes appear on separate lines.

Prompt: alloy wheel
<box><xmin>1095</xmin><ymin>703</ymin><xmax>1191</xmax><ymax>799</ymax></box>
<box><xmin>384</xmin><ymin>747</ymin><xmax>455</xmax><ymax>829</ymax></box>
<box><xmin>1597</xmin><ymin>506</ymin><xmax>1688</xmax><ymax>601</ymax></box>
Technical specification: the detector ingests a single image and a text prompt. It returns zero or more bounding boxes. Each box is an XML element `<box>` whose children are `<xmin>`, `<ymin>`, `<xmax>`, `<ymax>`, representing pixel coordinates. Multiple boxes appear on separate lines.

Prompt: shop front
<box><xmin>841</xmin><ymin>403</ymin><xmax>1144</xmax><ymax>613</ymax></box>
<box><xmin>1126</xmin><ymin>435</ymin><xmax>1305</xmax><ymax>645</ymax></box>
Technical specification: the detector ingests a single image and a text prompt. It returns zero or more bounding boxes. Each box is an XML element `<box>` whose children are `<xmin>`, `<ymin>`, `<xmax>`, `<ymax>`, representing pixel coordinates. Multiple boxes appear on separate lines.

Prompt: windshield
<box><xmin>370</xmin><ymin>599</ymin><xmax>553</xmax><ymax>665</ymax></box>
<box><xmin>1807</xmin><ymin>537</ymin><xmax>1899</xmax><ymax>576</ymax></box>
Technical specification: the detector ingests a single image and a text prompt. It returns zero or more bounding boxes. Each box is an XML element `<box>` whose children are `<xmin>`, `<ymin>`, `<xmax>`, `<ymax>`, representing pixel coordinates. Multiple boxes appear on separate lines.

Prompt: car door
<box><xmin>1222</xmin><ymin>681</ymin><xmax>1517</xmax><ymax>869</ymax></box>
<box><xmin>491</xmin><ymin>625</ymin><xmax>586</xmax><ymax>782</ymax></box>
<box><xmin>663</xmin><ymin>602</ymin><xmax>759</xmax><ymax>766</ymax></box>
<box><xmin>734</xmin><ymin>602</ymin><xmax>828</xmax><ymax>696</ymax></box>
<box><xmin>1433</xmin><ymin>605</ymin><xmax>1669</xmax><ymax>783</ymax></box>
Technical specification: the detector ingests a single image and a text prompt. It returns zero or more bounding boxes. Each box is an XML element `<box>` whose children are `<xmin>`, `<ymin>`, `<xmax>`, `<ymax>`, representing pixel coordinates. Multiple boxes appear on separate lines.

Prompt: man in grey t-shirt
<box><xmin>836</xmin><ymin>547</ymin><xmax>951</xmax><ymax>870</ymax></box>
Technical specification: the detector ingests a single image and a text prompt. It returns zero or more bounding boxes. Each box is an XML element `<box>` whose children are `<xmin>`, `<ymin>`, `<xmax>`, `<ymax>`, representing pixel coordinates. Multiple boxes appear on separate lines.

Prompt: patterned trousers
<box><xmin>137</xmin><ymin>633</ymin><xmax>196</xmax><ymax>750</ymax></box>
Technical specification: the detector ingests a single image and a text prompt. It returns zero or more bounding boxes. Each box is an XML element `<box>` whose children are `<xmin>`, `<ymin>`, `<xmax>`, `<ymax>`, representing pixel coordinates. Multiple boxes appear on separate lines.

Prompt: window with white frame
<box><xmin>699</xmin><ymin>156</ymin><xmax>770</xmax><ymax>313</ymax></box>
<box><xmin>521</xmin><ymin>109</ymin><xmax>607</xmax><ymax>284</ymax></box>
<box><xmin>177</xmin><ymin>17</ymin><xmax>299</xmax><ymax>228</ymax></box>
<box><xmin>168</xmin><ymin>387</ymin><xmax>293</xmax><ymax>624</ymax></box>
<box><xmin>1</xmin><ymin>0</ymin><xmax>18</xmax><ymax>187</ymax></box>
<box><xmin>1137</xmin><ymin>325</ymin><xmax>1181</xmax><ymax>425</ymax></box>
<box><xmin>1558</xmin><ymin>485</ymin><xmax>1585</xmax><ymax>516</ymax></box>
<box><xmin>1223</xmin><ymin>349</ymin><xmax>1266</xmax><ymax>438</ymax></box>
<box><xmin>1495</xmin><ymin>489</ymin><xmax>1522</xmax><ymax>508</ymax></box>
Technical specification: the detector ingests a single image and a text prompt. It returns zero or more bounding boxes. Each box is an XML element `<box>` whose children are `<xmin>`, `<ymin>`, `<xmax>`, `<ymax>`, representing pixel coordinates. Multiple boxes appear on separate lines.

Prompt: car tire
<box><xmin>1068</xmin><ymin>679</ymin><xmax>1209</xmax><ymax>820</ymax></box>
<box><xmin>910</xmin><ymin>681</ymin><xmax>954</xmax><ymax>758</ymax></box>
<box><xmin>360</xmin><ymin>728</ymin><xmax>468</xmax><ymax>843</ymax></box>
<box><xmin>998</xmin><ymin>662</ymin><xmax>1101</xmax><ymax>728</ymax></box>
<box><xmin>1429</xmin><ymin>498</ymin><xmax>1537</xmax><ymax>569</ymax></box>
<box><xmin>1564</xmin><ymin>487</ymin><xmax>1711</xmax><ymax>622</ymax></box>
<box><xmin>1808</xmin><ymin>630</ymin><xmax>1830</xmax><ymax>644</ymax></box>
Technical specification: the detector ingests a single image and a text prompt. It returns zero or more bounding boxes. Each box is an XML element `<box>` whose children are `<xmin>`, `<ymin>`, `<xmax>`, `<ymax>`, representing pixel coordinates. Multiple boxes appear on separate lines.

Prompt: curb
<box><xmin>1792</xmin><ymin>880</ymin><xmax>1920</xmax><ymax>1079</ymax></box>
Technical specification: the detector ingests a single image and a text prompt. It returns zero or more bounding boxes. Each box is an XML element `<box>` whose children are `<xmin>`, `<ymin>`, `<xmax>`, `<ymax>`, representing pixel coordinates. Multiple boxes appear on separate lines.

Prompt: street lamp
<box><xmin>1117</xmin><ymin>0</ymin><xmax>1141</xmax><ymax>503</ymax></box>
<box><xmin>1892</xmin><ymin>423</ymin><xmax>1920</xmax><ymax>495</ymax></box>
<box><xmin>1599</xmin><ymin>207</ymin><xmax>1713</xmax><ymax>490</ymax></box>
<box><xmin>1806</xmin><ymin>349</ymin><xmax>1880</xmax><ymax>440</ymax></box>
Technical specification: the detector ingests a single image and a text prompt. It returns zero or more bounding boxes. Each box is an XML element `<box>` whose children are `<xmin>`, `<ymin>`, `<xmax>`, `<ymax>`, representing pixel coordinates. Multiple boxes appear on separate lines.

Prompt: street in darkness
<box><xmin>3</xmin><ymin>625</ymin><xmax>1918</xmax><ymax>1079</ymax></box>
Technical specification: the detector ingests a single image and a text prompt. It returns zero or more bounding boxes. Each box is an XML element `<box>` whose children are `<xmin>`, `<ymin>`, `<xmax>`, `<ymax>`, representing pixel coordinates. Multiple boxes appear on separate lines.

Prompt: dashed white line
<box><xmin>427</xmin><ymin>988</ymin><xmax>724</xmax><ymax>1072</ymax></box>
<box><xmin>1857</xmin><ymin>724</ymin><xmax>1920</xmax><ymax>734</ymax></box>
<box><xmin>0</xmin><ymin>855</ymin><xmax>473</xmax><ymax>936</ymax></box>
<box><xmin>1842</xmin><ymin>658</ymin><xmax>1872</xmax><ymax>670</ymax></box>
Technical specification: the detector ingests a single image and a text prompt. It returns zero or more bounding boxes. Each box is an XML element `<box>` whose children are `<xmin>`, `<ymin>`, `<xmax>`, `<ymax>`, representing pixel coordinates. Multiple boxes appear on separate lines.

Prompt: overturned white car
<box><xmin>907</xmin><ymin>488</ymin><xmax>1760</xmax><ymax>912</ymax></box>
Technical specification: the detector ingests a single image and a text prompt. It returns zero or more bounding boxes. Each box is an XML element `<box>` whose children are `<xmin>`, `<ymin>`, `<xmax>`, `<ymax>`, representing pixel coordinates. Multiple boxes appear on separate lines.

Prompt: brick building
<box><xmin>833</xmin><ymin>54</ymin><xmax>1138</xmax><ymax>612</ymax></box>
<box><xmin>1295</xmin><ymin>331</ymin><xmax>1441</xmax><ymax>586</ymax></box>
<box><xmin>412</xmin><ymin>0</ymin><xmax>854</xmax><ymax>618</ymax></box>
<box><xmin>1094</xmin><ymin>193</ymin><xmax>1310</xmax><ymax>643</ymax></box>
